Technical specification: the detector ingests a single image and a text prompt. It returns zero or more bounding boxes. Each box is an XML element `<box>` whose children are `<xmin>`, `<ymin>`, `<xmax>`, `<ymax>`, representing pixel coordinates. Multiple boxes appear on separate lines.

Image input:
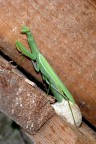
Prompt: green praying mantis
<box><xmin>16</xmin><ymin>26</ymin><xmax>82</xmax><ymax>127</ymax></box>
<box><xmin>16</xmin><ymin>26</ymin><xmax>75</xmax><ymax>104</ymax></box>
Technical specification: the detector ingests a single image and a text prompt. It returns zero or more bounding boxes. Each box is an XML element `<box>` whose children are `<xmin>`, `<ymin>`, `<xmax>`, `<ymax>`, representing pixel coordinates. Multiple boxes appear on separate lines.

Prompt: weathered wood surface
<box><xmin>0</xmin><ymin>57</ymin><xmax>96</xmax><ymax>144</ymax></box>
<box><xmin>28</xmin><ymin>115</ymin><xmax>96</xmax><ymax>144</ymax></box>
<box><xmin>0</xmin><ymin>56</ymin><xmax>54</xmax><ymax>134</ymax></box>
<box><xmin>0</xmin><ymin>0</ymin><xmax>96</xmax><ymax>127</ymax></box>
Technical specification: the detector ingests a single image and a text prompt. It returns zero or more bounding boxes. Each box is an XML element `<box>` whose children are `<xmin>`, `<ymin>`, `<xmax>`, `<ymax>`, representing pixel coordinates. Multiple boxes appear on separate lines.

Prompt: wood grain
<box><xmin>0</xmin><ymin>56</ymin><xmax>54</xmax><ymax>134</ymax></box>
<box><xmin>28</xmin><ymin>115</ymin><xmax>96</xmax><ymax>144</ymax></box>
<box><xmin>0</xmin><ymin>0</ymin><xmax>96</xmax><ymax>126</ymax></box>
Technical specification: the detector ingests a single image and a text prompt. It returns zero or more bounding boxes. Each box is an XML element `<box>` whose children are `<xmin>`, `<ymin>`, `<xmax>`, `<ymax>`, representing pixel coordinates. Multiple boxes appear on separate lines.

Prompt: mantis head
<box><xmin>21</xmin><ymin>26</ymin><xmax>30</xmax><ymax>34</ymax></box>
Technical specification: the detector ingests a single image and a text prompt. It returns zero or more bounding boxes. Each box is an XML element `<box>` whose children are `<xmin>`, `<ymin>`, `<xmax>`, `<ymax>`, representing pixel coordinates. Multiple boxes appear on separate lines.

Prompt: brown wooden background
<box><xmin>0</xmin><ymin>0</ymin><xmax>96</xmax><ymax>127</ymax></box>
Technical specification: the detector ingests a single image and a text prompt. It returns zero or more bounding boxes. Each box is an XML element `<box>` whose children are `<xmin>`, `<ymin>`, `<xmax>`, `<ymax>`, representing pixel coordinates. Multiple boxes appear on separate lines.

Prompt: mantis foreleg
<box><xmin>16</xmin><ymin>40</ymin><xmax>36</xmax><ymax>60</ymax></box>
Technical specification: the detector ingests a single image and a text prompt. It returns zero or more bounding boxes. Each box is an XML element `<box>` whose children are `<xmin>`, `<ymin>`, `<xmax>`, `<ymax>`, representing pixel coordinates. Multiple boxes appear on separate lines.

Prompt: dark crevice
<box><xmin>11</xmin><ymin>121</ymin><xmax>20</xmax><ymax>130</ymax></box>
<box><xmin>82</xmin><ymin>117</ymin><xmax>96</xmax><ymax>132</ymax></box>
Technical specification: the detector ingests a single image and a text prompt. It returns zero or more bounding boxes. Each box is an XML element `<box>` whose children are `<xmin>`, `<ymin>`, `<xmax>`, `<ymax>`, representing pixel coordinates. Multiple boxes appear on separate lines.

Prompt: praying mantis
<box><xmin>16</xmin><ymin>26</ymin><xmax>82</xmax><ymax>127</ymax></box>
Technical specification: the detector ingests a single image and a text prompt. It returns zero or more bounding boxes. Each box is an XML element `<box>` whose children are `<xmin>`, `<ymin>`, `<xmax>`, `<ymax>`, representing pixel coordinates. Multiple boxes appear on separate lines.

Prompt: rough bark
<box><xmin>0</xmin><ymin>56</ymin><xmax>54</xmax><ymax>134</ymax></box>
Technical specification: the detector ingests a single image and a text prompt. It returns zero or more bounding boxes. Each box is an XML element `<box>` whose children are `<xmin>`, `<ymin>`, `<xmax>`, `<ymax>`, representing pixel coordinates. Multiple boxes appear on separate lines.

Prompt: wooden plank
<box><xmin>0</xmin><ymin>56</ymin><xmax>96</xmax><ymax>144</ymax></box>
<box><xmin>27</xmin><ymin>115</ymin><xmax>96</xmax><ymax>144</ymax></box>
<box><xmin>0</xmin><ymin>0</ymin><xmax>96</xmax><ymax>127</ymax></box>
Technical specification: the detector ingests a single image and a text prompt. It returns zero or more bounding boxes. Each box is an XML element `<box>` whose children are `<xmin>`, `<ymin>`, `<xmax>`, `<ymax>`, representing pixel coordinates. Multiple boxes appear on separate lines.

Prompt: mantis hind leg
<box><xmin>47</xmin><ymin>83</ymin><xmax>51</xmax><ymax>95</ymax></box>
<box><xmin>32</xmin><ymin>60</ymin><xmax>39</xmax><ymax>72</ymax></box>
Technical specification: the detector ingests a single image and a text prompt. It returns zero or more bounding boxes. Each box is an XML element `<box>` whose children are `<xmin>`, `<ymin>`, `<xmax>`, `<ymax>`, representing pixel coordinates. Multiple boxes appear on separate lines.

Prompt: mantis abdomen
<box><xmin>38</xmin><ymin>53</ymin><xmax>75</xmax><ymax>103</ymax></box>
